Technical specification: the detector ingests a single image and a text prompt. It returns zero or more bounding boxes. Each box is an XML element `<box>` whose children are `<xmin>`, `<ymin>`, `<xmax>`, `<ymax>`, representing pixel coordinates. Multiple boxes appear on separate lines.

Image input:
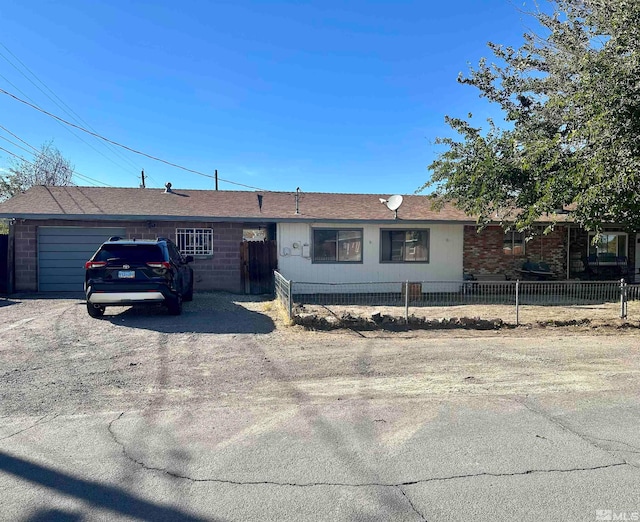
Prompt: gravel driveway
<box><xmin>0</xmin><ymin>293</ymin><xmax>279</xmax><ymax>416</ymax></box>
<box><xmin>1</xmin><ymin>293</ymin><xmax>639</xmax><ymax>521</ymax></box>
<box><xmin>2</xmin><ymin>292</ymin><xmax>639</xmax><ymax>416</ymax></box>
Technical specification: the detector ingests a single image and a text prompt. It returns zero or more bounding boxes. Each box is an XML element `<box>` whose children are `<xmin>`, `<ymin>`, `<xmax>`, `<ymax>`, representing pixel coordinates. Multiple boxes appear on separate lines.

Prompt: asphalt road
<box><xmin>1</xmin><ymin>294</ymin><xmax>639</xmax><ymax>521</ymax></box>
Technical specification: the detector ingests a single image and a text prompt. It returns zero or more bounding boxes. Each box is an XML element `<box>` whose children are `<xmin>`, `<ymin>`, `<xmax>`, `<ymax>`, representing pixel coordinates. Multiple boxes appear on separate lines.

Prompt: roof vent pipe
<box><xmin>164</xmin><ymin>182</ymin><xmax>173</xmax><ymax>194</ymax></box>
<box><xmin>295</xmin><ymin>187</ymin><xmax>300</xmax><ymax>215</ymax></box>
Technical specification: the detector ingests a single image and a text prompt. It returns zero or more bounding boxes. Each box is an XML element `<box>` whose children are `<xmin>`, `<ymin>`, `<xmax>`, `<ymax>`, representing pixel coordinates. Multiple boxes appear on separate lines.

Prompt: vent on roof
<box><xmin>164</xmin><ymin>182</ymin><xmax>173</xmax><ymax>194</ymax></box>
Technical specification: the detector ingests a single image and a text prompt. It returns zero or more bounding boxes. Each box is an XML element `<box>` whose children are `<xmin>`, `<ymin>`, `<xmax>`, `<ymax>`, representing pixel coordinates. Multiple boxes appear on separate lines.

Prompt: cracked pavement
<box><xmin>1</xmin><ymin>294</ymin><xmax>640</xmax><ymax>521</ymax></box>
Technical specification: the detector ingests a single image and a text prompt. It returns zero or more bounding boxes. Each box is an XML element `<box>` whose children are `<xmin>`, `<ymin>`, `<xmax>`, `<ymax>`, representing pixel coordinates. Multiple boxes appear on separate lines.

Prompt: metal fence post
<box><xmin>515</xmin><ymin>279</ymin><xmax>520</xmax><ymax>326</ymax></box>
<box><xmin>404</xmin><ymin>280</ymin><xmax>409</xmax><ymax>322</ymax></box>
<box><xmin>288</xmin><ymin>280</ymin><xmax>293</xmax><ymax>320</ymax></box>
<box><xmin>620</xmin><ymin>278</ymin><xmax>627</xmax><ymax>319</ymax></box>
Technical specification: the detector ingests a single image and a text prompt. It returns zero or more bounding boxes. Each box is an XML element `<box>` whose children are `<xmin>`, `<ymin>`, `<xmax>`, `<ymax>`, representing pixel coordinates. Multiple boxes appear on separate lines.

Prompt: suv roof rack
<box><xmin>106</xmin><ymin>237</ymin><xmax>174</xmax><ymax>244</ymax></box>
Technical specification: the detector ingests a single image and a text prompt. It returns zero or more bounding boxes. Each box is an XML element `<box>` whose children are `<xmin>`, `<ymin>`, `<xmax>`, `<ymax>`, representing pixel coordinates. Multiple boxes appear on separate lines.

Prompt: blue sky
<box><xmin>0</xmin><ymin>0</ymin><xmax>534</xmax><ymax>194</ymax></box>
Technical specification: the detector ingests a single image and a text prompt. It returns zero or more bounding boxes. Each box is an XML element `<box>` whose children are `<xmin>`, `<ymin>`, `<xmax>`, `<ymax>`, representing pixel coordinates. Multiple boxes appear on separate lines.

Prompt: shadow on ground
<box><xmin>25</xmin><ymin>508</ymin><xmax>82</xmax><ymax>521</ymax></box>
<box><xmin>0</xmin><ymin>451</ymin><xmax>213</xmax><ymax>522</ymax></box>
<box><xmin>9</xmin><ymin>292</ymin><xmax>85</xmax><ymax>300</ymax></box>
<box><xmin>6</xmin><ymin>292</ymin><xmax>276</xmax><ymax>334</ymax></box>
<box><xmin>105</xmin><ymin>294</ymin><xmax>276</xmax><ymax>334</ymax></box>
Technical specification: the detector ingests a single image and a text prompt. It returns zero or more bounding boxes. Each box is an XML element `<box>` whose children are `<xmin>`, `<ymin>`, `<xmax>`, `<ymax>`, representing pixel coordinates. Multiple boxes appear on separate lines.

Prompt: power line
<box><xmin>0</xmin><ymin>76</ymin><xmax>138</xmax><ymax>184</ymax></box>
<box><xmin>0</xmin><ymin>144</ymin><xmax>108</xmax><ymax>187</ymax></box>
<box><xmin>0</xmin><ymin>142</ymin><xmax>112</xmax><ymax>187</ymax></box>
<box><xmin>0</xmin><ymin>134</ymin><xmax>36</xmax><ymax>156</ymax></box>
<box><xmin>73</xmin><ymin>171</ymin><xmax>113</xmax><ymax>187</ymax></box>
<box><xmin>0</xmin><ymin>126</ymin><xmax>112</xmax><ymax>187</ymax></box>
<box><xmin>0</xmin><ymin>72</ymin><xmax>135</xmax><ymax>180</ymax></box>
<box><xmin>0</xmin><ymin>87</ymin><xmax>270</xmax><ymax>191</ymax></box>
<box><xmin>0</xmin><ymin>42</ymin><xmax>142</xmax><ymax>178</ymax></box>
<box><xmin>145</xmin><ymin>173</ymin><xmax>162</xmax><ymax>188</ymax></box>
<box><xmin>0</xmin><ymin>124</ymin><xmax>39</xmax><ymax>153</ymax></box>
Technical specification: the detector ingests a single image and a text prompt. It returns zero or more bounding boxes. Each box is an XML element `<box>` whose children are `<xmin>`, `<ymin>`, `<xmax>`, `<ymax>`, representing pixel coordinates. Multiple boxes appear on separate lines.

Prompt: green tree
<box><xmin>0</xmin><ymin>142</ymin><xmax>74</xmax><ymax>201</ymax></box>
<box><xmin>423</xmin><ymin>0</ymin><xmax>640</xmax><ymax>233</ymax></box>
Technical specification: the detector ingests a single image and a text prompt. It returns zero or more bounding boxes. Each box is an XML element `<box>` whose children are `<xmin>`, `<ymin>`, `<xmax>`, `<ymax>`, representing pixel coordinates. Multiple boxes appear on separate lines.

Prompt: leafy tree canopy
<box><xmin>423</xmin><ymin>0</ymin><xmax>640</xmax><ymax>233</ymax></box>
<box><xmin>0</xmin><ymin>142</ymin><xmax>74</xmax><ymax>201</ymax></box>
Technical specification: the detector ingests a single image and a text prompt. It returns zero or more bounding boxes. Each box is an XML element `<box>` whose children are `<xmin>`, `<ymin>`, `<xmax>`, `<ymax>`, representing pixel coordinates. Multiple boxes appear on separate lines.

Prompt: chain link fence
<box><xmin>274</xmin><ymin>270</ymin><xmax>292</xmax><ymax>319</ymax></box>
<box><xmin>274</xmin><ymin>272</ymin><xmax>640</xmax><ymax>326</ymax></box>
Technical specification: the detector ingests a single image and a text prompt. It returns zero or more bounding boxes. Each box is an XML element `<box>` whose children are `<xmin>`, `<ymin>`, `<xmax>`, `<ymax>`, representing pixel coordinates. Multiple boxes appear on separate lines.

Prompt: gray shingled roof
<box><xmin>0</xmin><ymin>185</ymin><xmax>476</xmax><ymax>223</ymax></box>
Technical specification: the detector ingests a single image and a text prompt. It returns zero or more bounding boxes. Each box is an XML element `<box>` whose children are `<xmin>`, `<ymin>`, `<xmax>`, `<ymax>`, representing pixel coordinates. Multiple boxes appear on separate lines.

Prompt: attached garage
<box><xmin>38</xmin><ymin>227</ymin><xmax>126</xmax><ymax>292</ymax></box>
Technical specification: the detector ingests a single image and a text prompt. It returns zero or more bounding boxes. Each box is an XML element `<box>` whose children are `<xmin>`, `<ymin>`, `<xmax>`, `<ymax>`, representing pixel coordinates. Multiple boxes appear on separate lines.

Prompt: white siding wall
<box><xmin>277</xmin><ymin>222</ymin><xmax>464</xmax><ymax>284</ymax></box>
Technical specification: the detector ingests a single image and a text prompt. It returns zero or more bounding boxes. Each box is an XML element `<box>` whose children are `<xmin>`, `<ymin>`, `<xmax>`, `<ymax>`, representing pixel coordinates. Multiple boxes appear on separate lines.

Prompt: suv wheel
<box><xmin>87</xmin><ymin>303</ymin><xmax>105</xmax><ymax>318</ymax></box>
<box><xmin>167</xmin><ymin>295</ymin><xmax>182</xmax><ymax>315</ymax></box>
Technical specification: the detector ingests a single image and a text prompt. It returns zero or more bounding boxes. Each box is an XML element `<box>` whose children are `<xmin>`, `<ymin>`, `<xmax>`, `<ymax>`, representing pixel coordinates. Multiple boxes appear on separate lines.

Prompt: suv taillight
<box><xmin>146</xmin><ymin>261</ymin><xmax>172</xmax><ymax>269</ymax></box>
<box><xmin>85</xmin><ymin>261</ymin><xmax>107</xmax><ymax>269</ymax></box>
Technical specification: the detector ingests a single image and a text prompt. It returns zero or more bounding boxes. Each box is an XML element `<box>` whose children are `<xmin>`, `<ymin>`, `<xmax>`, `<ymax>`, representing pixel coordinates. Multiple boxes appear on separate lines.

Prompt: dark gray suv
<box><xmin>84</xmin><ymin>237</ymin><xmax>194</xmax><ymax>318</ymax></box>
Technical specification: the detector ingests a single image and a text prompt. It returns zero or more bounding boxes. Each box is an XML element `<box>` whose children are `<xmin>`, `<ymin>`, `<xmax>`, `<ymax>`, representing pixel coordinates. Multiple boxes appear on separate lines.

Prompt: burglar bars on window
<box><xmin>176</xmin><ymin>228</ymin><xmax>213</xmax><ymax>255</ymax></box>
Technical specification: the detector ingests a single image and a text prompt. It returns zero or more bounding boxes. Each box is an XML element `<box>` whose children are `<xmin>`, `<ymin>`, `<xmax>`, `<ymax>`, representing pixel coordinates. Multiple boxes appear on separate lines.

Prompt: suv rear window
<box><xmin>94</xmin><ymin>245</ymin><xmax>165</xmax><ymax>263</ymax></box>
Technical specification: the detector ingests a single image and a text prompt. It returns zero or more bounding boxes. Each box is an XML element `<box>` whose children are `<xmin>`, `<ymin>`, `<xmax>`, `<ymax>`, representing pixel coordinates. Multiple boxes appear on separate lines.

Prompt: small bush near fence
<box><xmin>274</xmin><ymin>272</ymin><xmax>640</xmax><ymax>330</ymax></box>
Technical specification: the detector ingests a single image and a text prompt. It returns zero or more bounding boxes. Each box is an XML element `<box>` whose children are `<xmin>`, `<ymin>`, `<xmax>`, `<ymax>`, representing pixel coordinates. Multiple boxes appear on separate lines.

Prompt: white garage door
<box><xmin>38</xmin><ymin>227</ymin><xmax>126</xmax><ymax>292</ymax></box>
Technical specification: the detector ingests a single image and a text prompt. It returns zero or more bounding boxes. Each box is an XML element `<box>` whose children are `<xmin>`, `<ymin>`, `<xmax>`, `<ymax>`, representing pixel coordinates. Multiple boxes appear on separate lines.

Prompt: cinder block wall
<box><xmin>463</xmin><ymin>225</ymin><xmax>568</xmax><ymax>280</ymax></box>
<box><xmin>13</xmin><ymin>223</ymin><xmax>37</xmax><ymax>292</ymax></box>
<box><xmin>12</xmin><ymin>219</ymin><xmax>243</xmax><ymax>293</ymax></box>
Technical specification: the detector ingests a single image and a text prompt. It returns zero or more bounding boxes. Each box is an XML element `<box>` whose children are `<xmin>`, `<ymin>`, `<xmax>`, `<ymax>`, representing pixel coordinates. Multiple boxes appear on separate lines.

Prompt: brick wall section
<box><xmin>569</xmin><ymin>228</ymin><xmax>589</xmax><ymax>277</ymax></box>
<box><xmin>463</xmin><ymin>225</ymin><xmax>569</xmax><ymax>280</ymax></box>
<box><xmin>12</xmin><ymin>219</ymin><xmax>243</xmax><ymax>293</ymax></box>
<box><xmin>570</xmin><ymin>228</ymin><xmax>637</xmax><ymax>277</ymax></box>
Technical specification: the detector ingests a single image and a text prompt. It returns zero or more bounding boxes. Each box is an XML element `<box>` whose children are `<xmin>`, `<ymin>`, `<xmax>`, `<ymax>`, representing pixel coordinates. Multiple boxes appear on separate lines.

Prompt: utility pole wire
<box><xmin>0</xmin><ymin>75</ymin><xmax>137</xmax><ymax>182</ymax></box>
<box><xmin>0</xmin><ymin>144</ymin><xmax>112</xmax><ymax>187</ymax></box>
<box><xmin>0</xmin><ymin>134</ymin><xmax>37</xmax><ymax>156</ymax></box>
<box><xmin>0</xmin><ymin>124</ymin><xmax>39</xmax><ymax>152</ymax></box>
<box><xmin>0</xmin><ymin>87</ymin><xmax>270</xmax><ymax>192</ymax></box>
<box><xmin>0</xmin><ymin>42</ymin><xmax>142</xmax><ymax>175</ymax></box>
<box><xmin>0</xmin><ymin>125</ymin><xmax>112</xmax><ymax>187</ymax></box>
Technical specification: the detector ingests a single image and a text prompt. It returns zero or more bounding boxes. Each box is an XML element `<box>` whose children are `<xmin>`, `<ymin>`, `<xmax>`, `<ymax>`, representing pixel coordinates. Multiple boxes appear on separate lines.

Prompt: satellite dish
<box><xmin>386</xmin><ymin>195</ymin><xmax>403</xmax><ymax>211</ymax></box>
<box><xmin>379</xmin><ymin>195</ymin><xmax>404</xmax><ymax>219</ymax></box>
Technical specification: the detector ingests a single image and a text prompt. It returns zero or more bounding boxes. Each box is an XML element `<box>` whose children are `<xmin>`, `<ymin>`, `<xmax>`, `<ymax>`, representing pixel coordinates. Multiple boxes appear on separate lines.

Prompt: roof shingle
<box><xmin>0</xmin><ymin>186</ymin><xmax>475</xmax><ymax>223</ymax></box>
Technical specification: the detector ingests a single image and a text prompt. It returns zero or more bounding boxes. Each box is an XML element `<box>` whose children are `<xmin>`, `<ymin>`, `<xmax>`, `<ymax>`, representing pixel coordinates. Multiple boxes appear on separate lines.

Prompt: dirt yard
<box><xmin>292</xmin><ymin>300</ymin><xmax>640</xmax><ymax>329</ymax></box>
<box><xmin>1</xmin><ymin>292</ymin><xmax>640</xmax><ymax>420</ymax></box>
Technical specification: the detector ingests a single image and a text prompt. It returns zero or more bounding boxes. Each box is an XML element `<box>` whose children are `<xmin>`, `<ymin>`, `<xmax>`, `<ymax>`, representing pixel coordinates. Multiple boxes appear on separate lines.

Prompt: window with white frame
<box><xmin>176</xmin><ymin>228</ymin><xmax>213</xmax><ymax>256</ymax></box>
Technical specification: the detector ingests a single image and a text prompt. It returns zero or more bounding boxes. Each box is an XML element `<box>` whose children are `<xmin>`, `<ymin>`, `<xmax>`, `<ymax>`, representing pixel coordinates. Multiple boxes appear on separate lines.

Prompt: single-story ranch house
<box><xmin>0</xmin><ymin>185</ymin><xmax>638</xmax><ymax>293</ymax></box>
